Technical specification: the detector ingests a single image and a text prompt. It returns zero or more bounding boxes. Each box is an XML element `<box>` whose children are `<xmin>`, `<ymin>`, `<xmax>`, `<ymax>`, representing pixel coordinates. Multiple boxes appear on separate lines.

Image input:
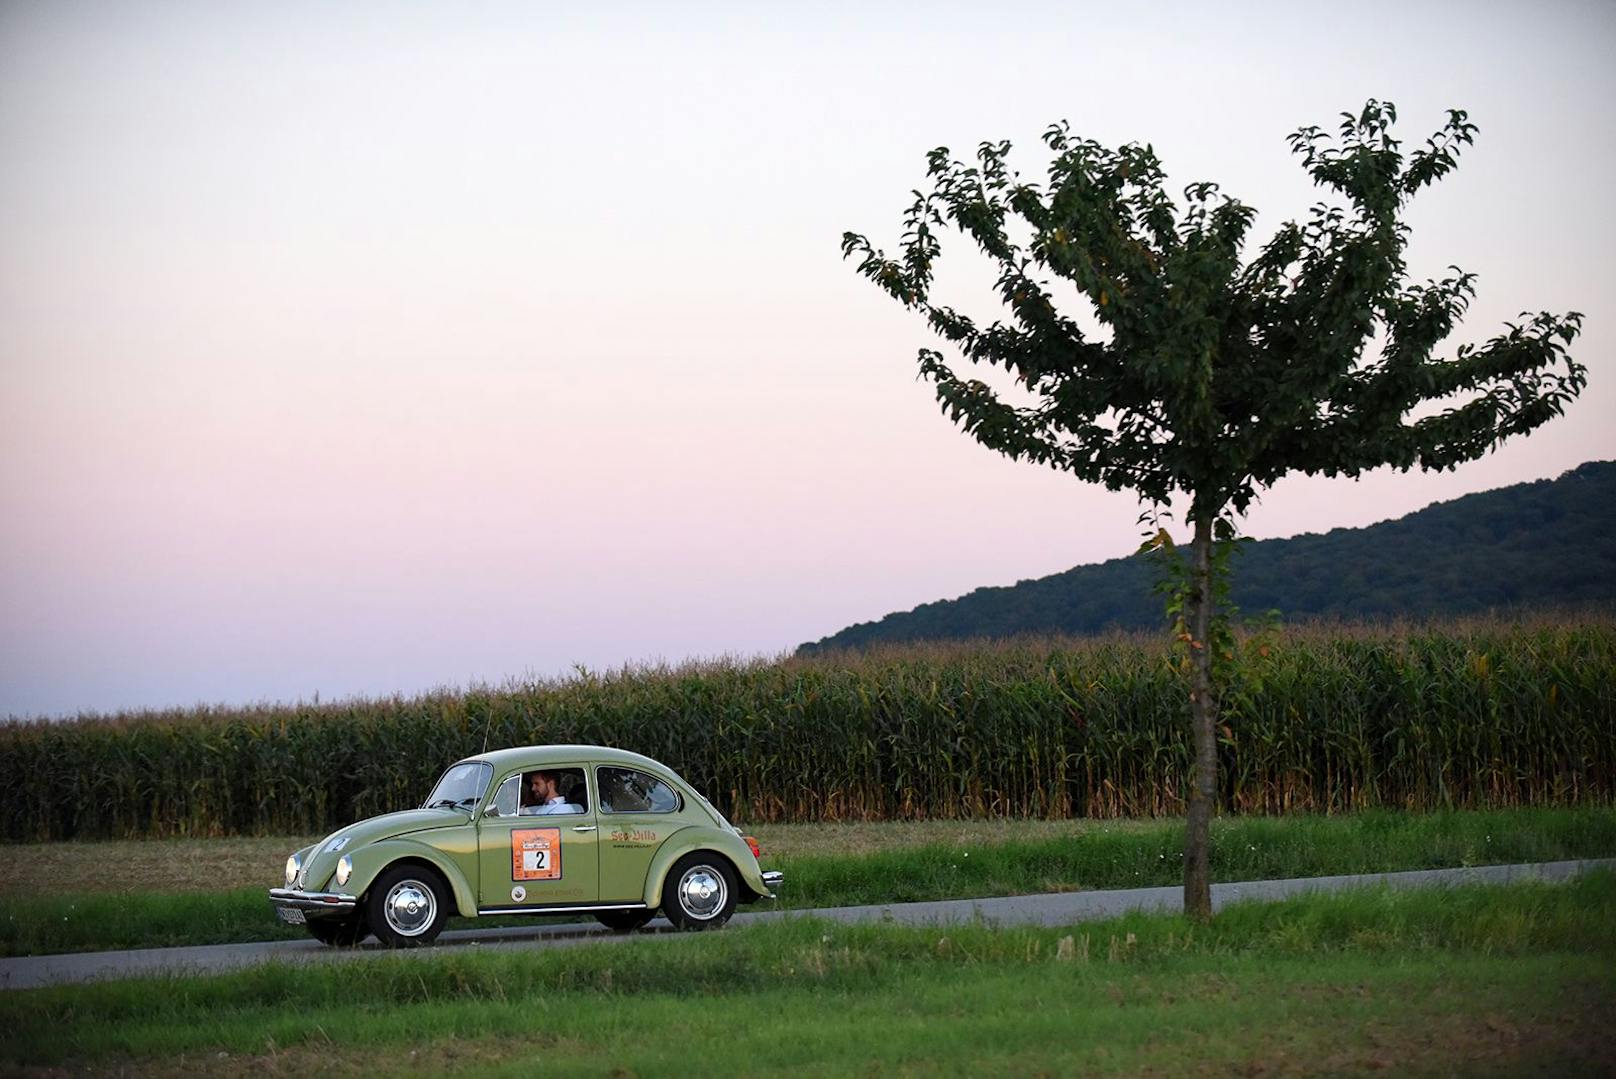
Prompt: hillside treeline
<box><xmin>3</xmin><ymin>617</ymin><xmax>1612</xmax><ymax>841</ymax></box>
<box><xmin>801</xmin><ymin>460</ymin><xmax>1616</xmax><ymax>652</ymax></box>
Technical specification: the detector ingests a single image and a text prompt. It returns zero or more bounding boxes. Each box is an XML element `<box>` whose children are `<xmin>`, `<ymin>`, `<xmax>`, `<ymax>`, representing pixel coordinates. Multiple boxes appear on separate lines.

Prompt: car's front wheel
<box><xmin>366</xmin><ymin>865</ymin><xmax>449</xmax><ymax>947</ymax></box>
<box><xmin>595</xmin><ymin>909</ymin><xmax>656</xmax><ymax>933</ymax></box>
<box><xmin>661</xmin><ymin>854</ymin><xmax>737</xmax><ymax>931</ymax></box>
<box><xmin>306</xmin><ymin>915</ymin><xmax>369</xmax><ymax>947</ymax></box>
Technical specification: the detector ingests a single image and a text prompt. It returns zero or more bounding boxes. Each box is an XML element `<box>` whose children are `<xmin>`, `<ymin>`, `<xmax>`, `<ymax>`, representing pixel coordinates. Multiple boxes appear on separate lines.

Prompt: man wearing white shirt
<box><xmin>520</xmin><ymin>770</ymin><xmax>583</xmax><ymax>815</ymax></box>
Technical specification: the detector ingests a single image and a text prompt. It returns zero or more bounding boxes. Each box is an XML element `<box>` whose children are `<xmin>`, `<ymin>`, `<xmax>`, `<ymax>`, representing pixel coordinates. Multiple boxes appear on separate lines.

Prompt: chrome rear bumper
<box><xmin>269</xmin><ymin>887</ymin><xmax>359</xmax><ymax>913</ymax></box>
<box><xmin>761</xmin><ymin>871</ymin><xmax>784</xmax><ymax>890</ymax></box>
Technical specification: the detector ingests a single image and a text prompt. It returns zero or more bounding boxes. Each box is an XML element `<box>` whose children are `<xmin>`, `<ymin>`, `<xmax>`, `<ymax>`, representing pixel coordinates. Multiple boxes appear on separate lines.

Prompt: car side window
<box><xmin>488</xmin><ymin>775</ymin><xmax>520</xmax><ymax>817</ymax></box>
<box><xmin>597</xmin><ymin>767</ymin><xmax>681</xmax><ymax>814</ymax></box>
<box><xmin>518</xmin><ymin>767</ymin><xmax>589</xmax><ymax>815</ymax></box>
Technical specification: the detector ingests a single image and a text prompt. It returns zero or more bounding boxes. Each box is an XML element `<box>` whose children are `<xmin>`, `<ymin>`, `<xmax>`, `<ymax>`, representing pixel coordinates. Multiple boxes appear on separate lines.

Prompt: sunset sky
<box><xmin>3</xmin><ymin>1</ymin><xmax>1612</xmax><ymax>718</ymax></box>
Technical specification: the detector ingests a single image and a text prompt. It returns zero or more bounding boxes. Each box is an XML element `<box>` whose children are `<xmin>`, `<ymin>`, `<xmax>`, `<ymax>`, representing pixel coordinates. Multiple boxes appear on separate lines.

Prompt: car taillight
<box><xmin>743</xmin><ymin>835</ymin><xmax>762</xmax><ymax>858</ymax></box>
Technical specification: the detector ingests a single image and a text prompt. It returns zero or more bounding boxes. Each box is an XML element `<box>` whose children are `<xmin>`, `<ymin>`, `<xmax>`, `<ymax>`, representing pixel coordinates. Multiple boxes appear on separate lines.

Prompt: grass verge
<box><xmin>2</xmin><ymin>806</ymin><xmax>1612</xmax><ymax>956</ymax></box>
<box><xmin>2</xmin><ymin>874</ymin><xmax>1612</xmax><ymax>1074</ymax></box>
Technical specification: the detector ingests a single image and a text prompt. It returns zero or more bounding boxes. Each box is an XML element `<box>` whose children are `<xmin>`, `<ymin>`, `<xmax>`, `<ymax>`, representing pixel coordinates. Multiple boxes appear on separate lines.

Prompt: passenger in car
<box><xmin>520</xmin><ymin>770</ymin><xmax>584</xmax><ymax>815</ymax></box>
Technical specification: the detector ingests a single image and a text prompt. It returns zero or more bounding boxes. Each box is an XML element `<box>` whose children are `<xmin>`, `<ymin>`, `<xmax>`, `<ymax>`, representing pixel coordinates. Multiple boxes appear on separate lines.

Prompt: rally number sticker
<box><xmin>511</xmin><ymin>828</ymin><xmax>562</xmax><ymax>881</ymax></box>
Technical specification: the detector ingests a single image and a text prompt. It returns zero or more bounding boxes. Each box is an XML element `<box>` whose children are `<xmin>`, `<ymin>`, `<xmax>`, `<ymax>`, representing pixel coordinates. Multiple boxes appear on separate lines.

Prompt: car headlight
<box><xmin>284</xmin><ymin>852</ymin><xmax>302</xmax><ymax>888</ymax></box>
<box><xmin>335</xmin><ymin>854</ymin><xmax>353</xmax><ymax>888</ymax></box>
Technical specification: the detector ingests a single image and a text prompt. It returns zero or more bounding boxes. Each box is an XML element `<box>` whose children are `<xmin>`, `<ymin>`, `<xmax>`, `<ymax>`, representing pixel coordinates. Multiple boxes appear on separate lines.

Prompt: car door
<box><xmin>475</xmin><ymin>766</ymin><xmax>600</xmax><ymax>910</ymax></box>
<box><xmin>595</xmin><ymin>765</ymin><xmax>688</xmax><ymax>902</ymax></box>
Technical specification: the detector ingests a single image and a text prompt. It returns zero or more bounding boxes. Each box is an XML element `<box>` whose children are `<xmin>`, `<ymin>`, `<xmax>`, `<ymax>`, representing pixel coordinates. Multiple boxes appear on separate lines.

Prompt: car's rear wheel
<box><xmin>595</xmin><ymin>909</ymin><xmax>655</xmax><ymax>933</ymax></box>
<box><xmin>366</xmin><ymin>865</ymin><xmax>449</xmax><ymax>947</ymax></box>
<box><xmin>306</xmin><ymin>914</ymin><xmax>369</xmax><ymax>947</ymax></box>
<box><xmin>661</xmin><ymin>854</ymin><xmax>737</xmax><ymax>931</ymax></box>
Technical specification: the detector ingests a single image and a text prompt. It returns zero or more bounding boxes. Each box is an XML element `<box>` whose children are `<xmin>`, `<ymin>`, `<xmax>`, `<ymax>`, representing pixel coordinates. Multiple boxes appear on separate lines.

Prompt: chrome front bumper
<box><xmin>269</xmin><ymin>887</ymin><xmax>359</xmax><ymax>913</ymax></box>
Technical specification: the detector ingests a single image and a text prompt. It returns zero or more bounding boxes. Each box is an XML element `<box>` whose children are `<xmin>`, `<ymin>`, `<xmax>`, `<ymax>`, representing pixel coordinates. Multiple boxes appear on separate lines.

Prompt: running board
<box><xmin>477</xmin><ymin>902</ymin><xmax>649</xmax><ymax>916</ymax></box>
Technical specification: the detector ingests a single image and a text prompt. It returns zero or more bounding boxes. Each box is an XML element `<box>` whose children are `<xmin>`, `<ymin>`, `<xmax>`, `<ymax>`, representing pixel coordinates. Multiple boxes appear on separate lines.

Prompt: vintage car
<box><xmin>268</xmin><ymin>744</ymin><xmax>782</xmax><ymax>946</ymax></box>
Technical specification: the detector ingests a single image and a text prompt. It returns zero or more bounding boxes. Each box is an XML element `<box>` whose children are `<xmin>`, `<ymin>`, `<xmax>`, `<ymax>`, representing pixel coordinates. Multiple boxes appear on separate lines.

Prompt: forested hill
<box><xmin>799</xmin><ymin>461</ymin><xmax>1616</xmax><ymax>653</ymax></box>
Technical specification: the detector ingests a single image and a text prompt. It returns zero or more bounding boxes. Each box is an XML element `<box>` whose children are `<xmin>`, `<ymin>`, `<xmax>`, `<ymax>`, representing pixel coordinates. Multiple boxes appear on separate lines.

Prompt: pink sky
<box><xmin>3</xmin><ymin>1</ymin><xmax>1613</xmax><ymax>717</ymax></box>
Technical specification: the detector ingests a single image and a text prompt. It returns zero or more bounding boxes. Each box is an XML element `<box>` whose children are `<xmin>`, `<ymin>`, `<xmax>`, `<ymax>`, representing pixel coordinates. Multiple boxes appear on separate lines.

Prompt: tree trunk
<box><xmin>1183</xmin><ymin>512</ymin><xmax>1219</xmax><ymax>920</ymax></box>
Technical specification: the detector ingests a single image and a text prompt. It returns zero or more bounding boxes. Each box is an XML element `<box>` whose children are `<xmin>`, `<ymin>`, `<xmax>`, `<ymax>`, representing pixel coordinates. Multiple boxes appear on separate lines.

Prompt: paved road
<box><xmin>4</xmin><ymin>858</ymin><xmax>1610</xmax><ymax>991</ymax></box>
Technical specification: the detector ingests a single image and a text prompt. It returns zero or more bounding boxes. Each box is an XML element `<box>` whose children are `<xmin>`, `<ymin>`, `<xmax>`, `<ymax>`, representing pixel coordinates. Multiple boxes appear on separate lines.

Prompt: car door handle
<box><xmin>573</xmin><ymin>825</ymin><xmax>597</xmax><ymax>832</ymax></box>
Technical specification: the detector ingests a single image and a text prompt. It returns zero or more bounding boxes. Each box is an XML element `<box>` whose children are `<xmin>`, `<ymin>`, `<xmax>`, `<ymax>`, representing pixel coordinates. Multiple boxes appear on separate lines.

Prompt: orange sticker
<box><xmin>512</xmin><ymin>828</ymin><xmax>563</xmax><ymax>881</ymax></box>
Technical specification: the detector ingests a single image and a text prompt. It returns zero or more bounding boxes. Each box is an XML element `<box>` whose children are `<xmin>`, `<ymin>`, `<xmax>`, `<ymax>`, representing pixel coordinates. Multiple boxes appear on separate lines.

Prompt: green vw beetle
<box><xmin>269</xmin><ymin>745</ymin><xmax>782</xmax><ymax>946</ymax></box>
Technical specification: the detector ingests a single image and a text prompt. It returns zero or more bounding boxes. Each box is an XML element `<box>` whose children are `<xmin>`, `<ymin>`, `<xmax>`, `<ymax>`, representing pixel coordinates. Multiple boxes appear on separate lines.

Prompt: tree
<box><xmin>841</xmin><ymin>101</ymin><xmax>1585</xmax><ymax>918</ymax></box>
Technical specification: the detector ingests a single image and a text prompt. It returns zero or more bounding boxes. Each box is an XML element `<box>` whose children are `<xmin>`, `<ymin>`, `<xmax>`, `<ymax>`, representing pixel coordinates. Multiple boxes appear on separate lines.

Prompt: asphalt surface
<box><xmin>3</xmin><ymin>858</ymin><xmax>1610</xmax><ymax>991</ymax></box>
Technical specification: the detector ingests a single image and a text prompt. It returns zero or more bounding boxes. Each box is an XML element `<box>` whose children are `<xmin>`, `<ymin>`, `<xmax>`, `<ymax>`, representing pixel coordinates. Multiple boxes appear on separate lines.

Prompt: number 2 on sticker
<box><xmin>511</xmin><ymin>827</ymin><xmax>562</xmax><ymax>881</ymax></box>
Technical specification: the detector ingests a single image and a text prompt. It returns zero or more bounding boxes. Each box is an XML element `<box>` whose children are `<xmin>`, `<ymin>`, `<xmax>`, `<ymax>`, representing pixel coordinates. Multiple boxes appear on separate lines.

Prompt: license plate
<box><xmin>276</xmin><ymin>907</ymin><xmax>306</xmax><ymax>925</ymax></box>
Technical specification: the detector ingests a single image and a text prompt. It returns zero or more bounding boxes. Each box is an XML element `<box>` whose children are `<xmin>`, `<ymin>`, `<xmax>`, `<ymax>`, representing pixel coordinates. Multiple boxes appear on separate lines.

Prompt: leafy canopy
<box><xmin>842</xmin><ymin>102</ymin><xmax>1585</xmax><ymax>518</ymax></box>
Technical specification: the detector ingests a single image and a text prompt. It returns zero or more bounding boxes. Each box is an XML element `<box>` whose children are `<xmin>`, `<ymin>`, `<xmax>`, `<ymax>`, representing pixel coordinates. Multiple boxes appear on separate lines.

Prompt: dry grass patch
<box><xmin>748</xmin><ymin>817</ymin><xmax>1161</xmax><ymax>859</ymax></box>
<box><xmin>0</xmin><ymin>820</ymin><xmax>1161</xmax><ymax>898</ymax></box>
<box><xmin>0</xmin><ymin>836</ymin><xmax>321</xmax><ymax>897</ymax></box>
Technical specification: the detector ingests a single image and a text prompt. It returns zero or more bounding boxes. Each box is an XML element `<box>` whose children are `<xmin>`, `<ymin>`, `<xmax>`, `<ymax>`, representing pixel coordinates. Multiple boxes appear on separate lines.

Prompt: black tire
<box><xmin>661</xmin><ymin>853</ymin><xmax>738</xmax><ymax>931</ymax></box>
<box><xmin>365</xmin><ymin>864</ymin><xmax>449</xmax><ymax>947</ymax></box>
<box><xmin>306</xmin><ymin>915</ymin><xmax>369</xmax><ymax>947</ymax></box>
<box><xmin>595</xmin><ymin>909</ymin><xmax>656</xmax><ymax>934</ymax></box>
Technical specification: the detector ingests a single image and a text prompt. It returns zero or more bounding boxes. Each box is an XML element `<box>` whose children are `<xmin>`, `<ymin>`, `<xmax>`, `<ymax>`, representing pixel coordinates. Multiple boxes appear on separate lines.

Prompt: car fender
<box><xmin>344</xmin><ymin>837</ymin><xmax>479</xmax><ymax>917</ymax></box>
<box><xmin>642</xmin><ymin>825</ymin><xmax>772</xmax><ymax>907</ymax></box>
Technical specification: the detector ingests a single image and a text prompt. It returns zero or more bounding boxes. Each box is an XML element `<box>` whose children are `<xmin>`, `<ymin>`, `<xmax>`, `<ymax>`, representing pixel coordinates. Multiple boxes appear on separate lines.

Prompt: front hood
<box><xmin>299</xmin><ymin>807</ymin><xmax>466</xmax><ymax>890</ymax></box>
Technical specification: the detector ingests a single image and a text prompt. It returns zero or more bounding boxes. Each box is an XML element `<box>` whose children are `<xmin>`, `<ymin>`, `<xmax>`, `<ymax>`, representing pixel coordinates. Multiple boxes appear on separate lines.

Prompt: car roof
<box><xmin>460</xmin><ymin>744</ymin><xmax>674</xmax><ymax>775</ymax></box>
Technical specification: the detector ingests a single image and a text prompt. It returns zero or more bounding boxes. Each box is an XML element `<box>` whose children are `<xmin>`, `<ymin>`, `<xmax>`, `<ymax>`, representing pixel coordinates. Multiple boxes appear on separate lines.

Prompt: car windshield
<box><xmin>422</xmin><ymin>761</ymin><xmax>493</xmax><ymax>810</ymax></box>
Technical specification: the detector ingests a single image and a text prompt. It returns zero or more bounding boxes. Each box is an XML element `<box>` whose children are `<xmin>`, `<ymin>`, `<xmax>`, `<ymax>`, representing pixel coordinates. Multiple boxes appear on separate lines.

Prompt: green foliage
<box><xmin>841</xmin><ymin>101</ymin><xmax>1584</xmax><ymax>517</ymax></box>
<box><xmin>2</xmin><ymin>619</ymin><xmax>1612</xmax><ymax>840</ymax></box>
<box><xmin>800</xmin><ymin>460</ymin><xmax>1616</xmax><ymax>650</ymax></box>
<box><xmin>1137</xmin><ymin>509</ymin><xmax>1254</xmax><ymax>682</ymax></box>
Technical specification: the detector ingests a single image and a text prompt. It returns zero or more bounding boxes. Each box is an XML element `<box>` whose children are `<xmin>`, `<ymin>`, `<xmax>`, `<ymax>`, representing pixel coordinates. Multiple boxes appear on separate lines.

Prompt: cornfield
<box><xmin>3</xmin><ymin>616</ymin><xmax>1612</xmax><ymax>841</ymax></box>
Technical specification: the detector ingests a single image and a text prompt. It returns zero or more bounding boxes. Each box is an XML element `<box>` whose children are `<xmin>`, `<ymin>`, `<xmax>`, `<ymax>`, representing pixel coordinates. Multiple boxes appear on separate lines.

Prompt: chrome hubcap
<box><xmin>384</xmin><ymin>880</ymin><xmax>436</xmax><ymax>936</ymax></box>
<box><xmin>677</xmin><ymin>866</ymin><xmax>726</xmax><ymax>919</ymax></box>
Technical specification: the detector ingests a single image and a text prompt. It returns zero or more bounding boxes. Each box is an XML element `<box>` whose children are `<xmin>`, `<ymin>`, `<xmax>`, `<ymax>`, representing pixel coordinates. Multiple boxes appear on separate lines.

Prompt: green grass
<box><xmin>2</xmin><ymin>807</ymin><xmax>1612</xmax><ymax>956</ymax></box>
<box><xmin>3</xmin><ymin>875</ymin><xmax>1612</xmax><ymax>1074</ymax></box>
<box><xmin>781</xmin><ymin>805</ymin><xmax>1616</xmax><ymax>906</ymax></box>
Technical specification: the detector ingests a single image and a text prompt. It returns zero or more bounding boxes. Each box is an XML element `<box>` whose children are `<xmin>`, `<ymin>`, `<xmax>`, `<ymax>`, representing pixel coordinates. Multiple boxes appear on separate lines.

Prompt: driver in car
<box><xmin>520</xmin><ymin>770</ymin><xmax>583</xmax><ymax>815</ymax></box>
